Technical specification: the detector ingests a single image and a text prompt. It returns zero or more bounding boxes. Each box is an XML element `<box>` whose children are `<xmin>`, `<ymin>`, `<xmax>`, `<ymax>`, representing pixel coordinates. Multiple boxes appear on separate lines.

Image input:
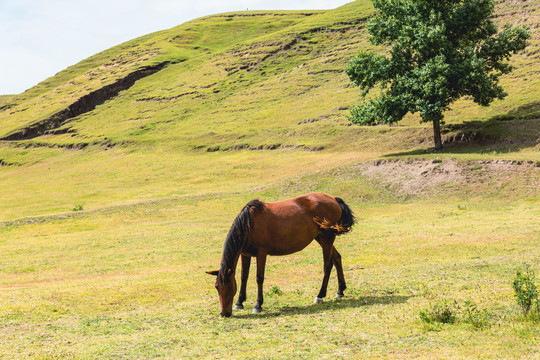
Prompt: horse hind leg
<box><xmin>315</xmin><ymin>234</ymin><xmax>335</xmax><ymax>304</ymax></box>
<box><xmin>234</xmin><ymin>255</ymin><xmax>251</xmax><ymax>310</ymax></box>
<box><xmin>332</xmin><ymin>246</ymin><xmax>346</xmax><ymax>298</ymax></box>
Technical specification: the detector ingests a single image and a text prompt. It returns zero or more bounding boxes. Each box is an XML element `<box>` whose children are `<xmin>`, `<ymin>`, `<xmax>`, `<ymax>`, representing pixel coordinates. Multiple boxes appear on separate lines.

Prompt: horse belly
<box><xmin>252</xmin><ymin>215</ymin><xmax>318</xmax><ymax>256</ymax></box>
<box><xmin>267</xmin><ymin>241</ymin><xmax>312</xmax><ymax>256</ymax></box>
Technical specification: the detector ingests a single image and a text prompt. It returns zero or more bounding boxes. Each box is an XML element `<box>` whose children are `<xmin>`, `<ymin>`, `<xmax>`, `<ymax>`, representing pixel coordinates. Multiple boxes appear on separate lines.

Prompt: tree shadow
<box><xmin>234</xmin><ymin>294</ymin><xmax>413</xmax><ymax>319</ymax></box>
<box><xmin>385</xmin><ymin>101</ymin><xmax>540</xmax><ymax>157</ymax></box>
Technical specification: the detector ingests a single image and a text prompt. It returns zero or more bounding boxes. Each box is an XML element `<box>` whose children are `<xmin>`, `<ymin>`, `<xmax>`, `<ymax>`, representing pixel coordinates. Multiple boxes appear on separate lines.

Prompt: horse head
<box><xmin>206</xmin><ymin>268</ymin><xmax>237</xmax><ymax>317</ymax></box>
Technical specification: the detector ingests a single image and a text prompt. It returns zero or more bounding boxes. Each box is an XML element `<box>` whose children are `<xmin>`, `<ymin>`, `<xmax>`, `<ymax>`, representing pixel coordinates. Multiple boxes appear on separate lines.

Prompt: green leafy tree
<box><xmin>345</xmin><ymin>0</ymin><xmax>530</xmax><ymax>150</ymax></box>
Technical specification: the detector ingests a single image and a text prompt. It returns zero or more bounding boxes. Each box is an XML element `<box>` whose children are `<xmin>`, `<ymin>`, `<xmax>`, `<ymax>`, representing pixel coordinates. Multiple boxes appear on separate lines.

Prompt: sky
<box><xmin>0</xmin><ymin>0</ymin><xmax>352</xmax><ymax>95</ymax></box>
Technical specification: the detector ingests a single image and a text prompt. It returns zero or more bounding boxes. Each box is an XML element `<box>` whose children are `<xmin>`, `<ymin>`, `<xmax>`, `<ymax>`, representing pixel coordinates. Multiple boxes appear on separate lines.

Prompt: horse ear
<box><xmin>206</xmin><ymin>270</ymin><xmax>219</xmax><ymax>276</ymax></box>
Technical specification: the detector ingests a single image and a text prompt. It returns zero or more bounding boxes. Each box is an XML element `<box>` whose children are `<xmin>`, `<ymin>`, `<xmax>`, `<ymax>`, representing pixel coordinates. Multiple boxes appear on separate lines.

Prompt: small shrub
<box><xmin>72</xmin><ymin>204</ymin><xmax>84</xmax><ymax>212</ymax></box>
<box><xmin>512</xmin><ymin>264</ymin><xmax>539</xmax><ymax>316</ymax></box>
<box><xmin>266</xmin><ymin>285</ymin><xmax>282</xmax><ymax>296</ymax></box>
<box><xmin>419</xmin><ymin>301</ymin><xmax>457</xmax><ymax>324</ymax></box>
<box><xmin>420</xmin><ymin>300</ymin><xmax>491</xmax><ymax>329</ymax></box>
<box><xmin>461</xmin><ymin>300</ymin><xmax>490</xmax><ymax>329</ymax></box>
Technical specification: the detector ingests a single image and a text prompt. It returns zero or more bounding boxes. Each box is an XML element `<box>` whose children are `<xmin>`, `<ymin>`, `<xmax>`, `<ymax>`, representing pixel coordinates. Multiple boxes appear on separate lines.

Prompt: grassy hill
<box><xmin>0</xmin><ymin>0</ymin><xmax>538</xmax><ymax>220</ymax></box>
<box><xmin>0</xmin><ymin>1</ymin><xmax>539</xmax><ymax>358</ymax></box>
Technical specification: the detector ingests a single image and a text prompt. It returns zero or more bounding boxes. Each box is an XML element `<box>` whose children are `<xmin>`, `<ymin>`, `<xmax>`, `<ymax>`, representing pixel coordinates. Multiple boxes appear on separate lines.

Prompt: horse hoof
<box><xmin>314</xmin><ymin>297</ymin><xmax>324</xmax><ymax>304</ymax></box>
<box><xmin>335</xmin><ymin>293</ymin><xmax>344</xmax><ymax>299</ymax></box>
<box><xmin>252</xmin><ymin>307</ymin><xmax>262</xmax><ymax>314</ymax></box>
<box><xmin>233</xmin><ymin>304</ymin><xmax>244</xmax><ymax>310</ymax></box>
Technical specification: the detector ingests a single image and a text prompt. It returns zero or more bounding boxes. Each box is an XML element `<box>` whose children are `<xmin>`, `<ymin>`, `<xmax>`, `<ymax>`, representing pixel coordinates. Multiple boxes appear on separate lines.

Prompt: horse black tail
<box><xmin>219</xmin><ymin>199</ymin><xmax>265</xmax><ymax>281</ymax></box>
<box><xmin>314</xmin><ymin>197</ymin><xmax>355</xmax><ymax>236</ymax></box>
<box><xmin>334</xmin><ymin>197</ymin><xmax>355</xmax><ymax>236</ymax></box>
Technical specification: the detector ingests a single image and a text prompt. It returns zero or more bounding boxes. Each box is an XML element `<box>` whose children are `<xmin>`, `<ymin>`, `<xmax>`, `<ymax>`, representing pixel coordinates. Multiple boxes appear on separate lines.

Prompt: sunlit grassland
<box><xmin>1</xmin><ymin>135</ymin><xmax>537</xmax><ymax>222</ymax></box>
<box><xmin>0</xmin><ymin>146</ymin><xmax>379</xmax><ymax>221</ymax></box>
<box><xmin>0</xmin><ymin>171</ymin><xmax>538</xmax><ymax>358</ymax></box>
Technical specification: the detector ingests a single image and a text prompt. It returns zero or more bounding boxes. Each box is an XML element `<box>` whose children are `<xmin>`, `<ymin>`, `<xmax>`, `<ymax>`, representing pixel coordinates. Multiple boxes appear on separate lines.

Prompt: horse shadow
<box><xmin>234</xmin><ymin>294</ymin><xmax>413</xmax><ymax>319</ymax></box>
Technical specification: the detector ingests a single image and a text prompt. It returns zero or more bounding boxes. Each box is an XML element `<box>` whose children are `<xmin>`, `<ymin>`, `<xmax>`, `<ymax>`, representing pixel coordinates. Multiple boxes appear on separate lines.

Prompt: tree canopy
<box><xmin>345</xmin><ymin>0</ymin><xmax>530</xmax><ymax>149</ymax></box>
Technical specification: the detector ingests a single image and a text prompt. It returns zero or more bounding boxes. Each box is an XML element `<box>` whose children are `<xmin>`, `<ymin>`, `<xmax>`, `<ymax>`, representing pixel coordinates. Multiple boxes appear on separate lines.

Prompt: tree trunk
<box><xmin>432</xmin><ymin>117</ymin><xmax>443</xmax><ymax>150</ymax></box>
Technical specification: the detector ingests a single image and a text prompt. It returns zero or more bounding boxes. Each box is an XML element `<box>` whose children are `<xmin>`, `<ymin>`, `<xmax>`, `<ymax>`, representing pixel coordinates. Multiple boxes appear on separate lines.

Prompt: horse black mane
<box><xmin>219</xmin><ymin>199</ymin><xmax>265</xmax><ymax>283</ymax></box>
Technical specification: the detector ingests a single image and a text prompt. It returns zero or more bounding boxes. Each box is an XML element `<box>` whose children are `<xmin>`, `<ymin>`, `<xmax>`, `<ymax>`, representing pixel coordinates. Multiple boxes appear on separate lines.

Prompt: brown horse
<box><xmin>206</xmin><ymin>192</ymin><xmax>355</xmax><ymax>317</ymax></box>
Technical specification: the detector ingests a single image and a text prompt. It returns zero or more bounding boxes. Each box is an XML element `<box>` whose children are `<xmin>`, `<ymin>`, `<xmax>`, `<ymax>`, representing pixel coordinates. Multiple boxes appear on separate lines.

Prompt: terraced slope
<box><xmin>0</xmin><ymin>0</ymin><xmax>538</xmax><ymax>220</ymax></box>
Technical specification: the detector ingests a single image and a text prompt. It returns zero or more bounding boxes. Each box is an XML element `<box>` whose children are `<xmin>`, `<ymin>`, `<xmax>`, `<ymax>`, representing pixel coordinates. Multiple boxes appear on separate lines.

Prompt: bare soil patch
<box><xmin>355</xmin><ymin>159</ymin><xmax>539</xmax><ymax>196</ymax></box>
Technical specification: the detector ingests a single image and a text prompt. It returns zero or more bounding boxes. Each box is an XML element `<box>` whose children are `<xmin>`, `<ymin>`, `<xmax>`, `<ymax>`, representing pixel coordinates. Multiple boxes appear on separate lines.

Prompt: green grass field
<box><xmin>1</xmin><ymin>0</ymin><xmax>539</xmax><ymax>358</ymax></box>
<box><xmin>1</xmin><ymin>165</ymin><xmax>538</xmax><ymax>358</ymax></box>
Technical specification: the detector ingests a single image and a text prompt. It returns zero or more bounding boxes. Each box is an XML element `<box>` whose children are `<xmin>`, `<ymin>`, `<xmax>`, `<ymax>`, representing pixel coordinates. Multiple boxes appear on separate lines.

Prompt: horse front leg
<box><xmin>315</xmin><ymin>235</ymin><xmax>335</xmax><ymax>304</ymax></box>
<box><xmin>234</xmin><ymin>254</ymin><xmax>251</xmax><ymax>310</ymax></box>
<box><xmin>253</xmin><ymin>250</ymin><xmax>267</xmax><ymax>314</ymax></box>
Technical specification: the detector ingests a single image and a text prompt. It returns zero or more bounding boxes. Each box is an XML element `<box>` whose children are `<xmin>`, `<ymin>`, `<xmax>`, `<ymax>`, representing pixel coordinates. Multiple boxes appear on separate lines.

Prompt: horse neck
<box><xmin>219</xmin><ymin>230</ymin><xmax>244</xmax><ymax>278</ymax></box>
<box><xmin>219</xmin><ymin>246</ymin><xmax>241</xmax><ymax>279</ymax></box>
<box><xmin>218</xmin><ymin>198</ymin><xmax>261</xmax><ymax>279</ymax></box>
<box><xmin>220</xmin><ymin>251</ymin><xmax>240</xmax><ymax>276</ymax></box>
